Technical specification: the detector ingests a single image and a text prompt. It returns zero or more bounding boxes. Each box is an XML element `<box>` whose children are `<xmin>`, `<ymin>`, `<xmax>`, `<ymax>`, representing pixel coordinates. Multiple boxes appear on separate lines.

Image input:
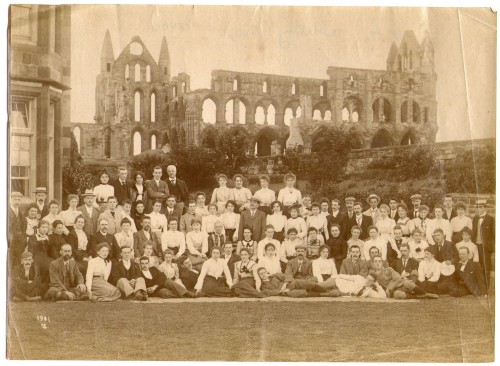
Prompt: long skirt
<box><xmin>234</xmin><ymin>277</ymin><xmax>264</xmax><ymax>298</ymax></box>
<box><xmin>225</xmin><ymin>229</ymin><xmax>236</xmax><ymax>243</ymax></box>
<box><xmin>201</xmin><ymin>275</ymin><xmax>232</xmax><ymax>297</ymax></box>
<box><xmin>90</xmin><ymin>277</ymin><xmax>121</xmax><ymax>302</ymax></box>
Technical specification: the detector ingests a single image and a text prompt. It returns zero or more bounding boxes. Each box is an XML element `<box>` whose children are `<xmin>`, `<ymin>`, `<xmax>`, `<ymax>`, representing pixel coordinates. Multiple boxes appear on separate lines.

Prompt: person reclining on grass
<box><xmin>178</xmin><ymin>256</ymin><xmax>201</xmax><ymax>292</ymax></box>
<box><xmin>139</xmin><ymin>256</ymin><xmax>196</xmax><ymax>299</ymax></box>
<box><xmin>45</xmin><ymin>244</ymin><xmax>88</xmax><ymax>301</ymax></box>
<box><xmin>256</xmin><ymin>267</ymin><xmax>326</xmax><ymax>298</ymax></box>
<box><xmin>359</xmin><ymin>271</ymin><xmax>387</xmax><ymax>298</ymax></box>
<box><xmin>371</xmin><ymin>255</ymin><xmax>438</xmax><ymax>300</ymax></box>
<box><xmin>109</xmin><ymin>246</ymin><xmax>148</xmax><ymax>301</ymax></box>
<box><xmin>11</xmin><ymin>251</ymin><xmax>48</xmax><ymax>302</ymax></box>
<box><xmin>367</xmin><ymin>246</ymin><xmax>389</xmax><ymax>270</ymax></box>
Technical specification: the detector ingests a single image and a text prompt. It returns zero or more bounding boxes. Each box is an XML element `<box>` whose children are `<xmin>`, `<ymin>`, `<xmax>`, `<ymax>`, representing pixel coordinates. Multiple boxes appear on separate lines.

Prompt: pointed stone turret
<box><xmin>386</xmin><ymin>42</ymin><xmax>399</xmax><ymax>71</ymax></box>
<box><xmin>158</xmin><ymin>36</ymin><xmax>170</xmax><ymax>81</ymax></box>
<box><xmin>420</xmin><ymin>30</ymin><xmax>434</xmax><ymax>73</ymax></box>
<box><xmin>101</xmin><ymin>29</ymin><xmax>115</xmax><ymax>73</ymax></box>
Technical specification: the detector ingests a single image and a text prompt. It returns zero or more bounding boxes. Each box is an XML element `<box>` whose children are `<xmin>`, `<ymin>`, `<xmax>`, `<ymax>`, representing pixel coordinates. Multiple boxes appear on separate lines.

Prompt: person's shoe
<box><xmin>57</xmin><ymin>292</ymin><xmax>70</xmax><ymax>301</ymax></box>
<box><xmin>133</xmin><ymin>292</ymin><xmax>143</xmax><ymax>301</ymax></box>
<box><xmin>183</xmin><ymin>291</ymin><xmax>196</xmax><ymax>298</ymax></box>
<box><xmin>76</xmin><ymin>293</ymin><xmax>90</xmax><ymax>301</ymax></box>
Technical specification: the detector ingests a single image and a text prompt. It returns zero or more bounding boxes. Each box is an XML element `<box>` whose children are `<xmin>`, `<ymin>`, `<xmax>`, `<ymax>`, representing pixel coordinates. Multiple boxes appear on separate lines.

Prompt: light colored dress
<box><xmin>85</xmin><ymin>257</ymin><xmax>121</xmax><ymax>302</ymax></box>
<box><xmin>93</xmin><ymin>184</ymin><xmax>114</xmax><ymax>207</ymax></box>
<box><xmin>210</xmin><ymin>187</ymin><xmax>235</xmax><ymax>214</ymax></box>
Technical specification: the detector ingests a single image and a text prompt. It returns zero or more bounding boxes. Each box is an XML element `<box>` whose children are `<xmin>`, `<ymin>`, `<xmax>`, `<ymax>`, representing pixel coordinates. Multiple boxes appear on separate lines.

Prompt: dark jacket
<box><xmin>89</xmin><ymin>231</ymin><xmax>121</xmax><ymax>260</ymax></box>
<box><xmin>432</xmin><ymin>241</ymin><xmax>454</xmax><ymax>263</ymax></box>
<box><xmin>238</xmin><ymin>209</ymin><xmax>266</xmax><ymax>242</ymax></box>
<box><xmin>284</xmin><ymin>257</ymin><xmax>315</xmax><ymax>283</ymax></box>
<box><xmin>179</xmin><ymin>267</ymin><xmax>199</xmax><ymax>291</ymax></box>
<box><xmin>472</xmin><ymin>214</ymin><xmax>495</xmax><ymax>253</ymax></box>
<box><xmin>454</xmin><ymin>260</ymin><xmax>486</xmax><ymax>296</ymax></box>
<box><xmin>109</xmin><ymin>259</ymin><xmax>142</xmax><ymax>286</ymax></box>
<box><xmin>66</xmin><ymin>230</ymin><xmax>90</xmax><ymax>261</ymax></box>
<box><xmin>112</xmin><ymin>179</ymin><xmax>133</xmax><ymax>207</ymax></box>
<box><xmin>327</xmin><ymin>212</ymin><xmax>348</xmax><ymax>240</ymax></box>
<box><xmin>166</xmin><ymin>178</ymin><xmax>190</xmax><ymax>206</ymax></box>
<box><xmin>140</xmin><ymin>266</ymin><xmax>166</xmax><ymax>289</ymax></box>
<box><xmin>327</xmin><ymin>236</ymin><xmax>348</xmax><ymax>263</ymax></box>
<box><xmin>391</xmin><ymin>257</ymin><xmax>419</xmax><ymax>282</ymax></box>
<box><xmin>348</xmin><ymin>214</ymin><xmax>373</xmax><ymax>240</ymax></box>
<box><xmin>48</xmin><ymin>257</ymin><xmax>84</xmax><ymax>291</ymax></box>
<box><xmin>222</xmin><ymin>253</ymin><xmax>241</xmax><ymax>279</ymax></box>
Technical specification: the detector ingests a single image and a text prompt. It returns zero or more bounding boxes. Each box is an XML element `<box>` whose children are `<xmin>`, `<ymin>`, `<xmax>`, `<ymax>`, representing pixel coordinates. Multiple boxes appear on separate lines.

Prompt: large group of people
<box><xmin>8</xmin><ymin>165</ymin><xmax>493</xmax><ymax>302</ymax></box>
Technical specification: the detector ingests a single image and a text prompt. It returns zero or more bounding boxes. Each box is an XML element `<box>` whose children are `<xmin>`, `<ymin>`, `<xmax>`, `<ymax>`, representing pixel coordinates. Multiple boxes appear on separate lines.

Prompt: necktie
<box><xmin>403</xmin><ymin>259</ymin><xmax>407</xmax><ymax>269</ymax></box>
<box><xmin>171</xmin><ymin>179</ymin><xmax>175</xmax><ymax>185</ymax></box>
<box><xmin>356</xmin><ymin>216</ymin><xmax>361</xmax><ymax>226</ymax></box>
<box><xmin>111</xmin><ymin>212</ymin><xmax>115</xmax><ymax>217</ymax></box>
<box><xmin>298</xmin><ymin>262</ymin><xmax>302</xmax><ymax>272</ymax></box>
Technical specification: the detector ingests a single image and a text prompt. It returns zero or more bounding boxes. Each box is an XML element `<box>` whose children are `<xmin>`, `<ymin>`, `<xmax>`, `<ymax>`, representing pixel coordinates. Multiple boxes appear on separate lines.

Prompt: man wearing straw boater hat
<box><xmin>472</xmin><ymin>199</ymin><xmax>494</xmax><ymax>289</ymax></box>
<box><xmin>32</xmin><ymin>187</ymin><xmax>49</xmax><ymax>219</ymax></box>
<box><xmin>77</xmin><ymin>189</ymin><xmax>100</xmax><ymax>238</ymax></box>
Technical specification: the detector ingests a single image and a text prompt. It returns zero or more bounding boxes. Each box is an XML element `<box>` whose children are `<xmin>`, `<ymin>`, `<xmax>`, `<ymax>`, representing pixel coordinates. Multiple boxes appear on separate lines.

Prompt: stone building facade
<box><xmin>9</xmin><ymin>4</ymin><xmax>72</xmax><ymax>203</ymax></box>
<box><xmin>74</xmin><ymin>29</ymin><xmax>438</xmax><ymax>164</ymax></box>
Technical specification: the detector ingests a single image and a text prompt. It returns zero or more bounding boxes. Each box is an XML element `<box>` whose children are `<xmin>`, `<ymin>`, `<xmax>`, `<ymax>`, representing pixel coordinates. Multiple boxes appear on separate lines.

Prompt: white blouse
<box><xmin>258</xmin><ymin>256</ymin><xmax>282</xmax><ymax>275</ymax></box>
<box><xmin>186</xmin><ymin>231</ymin><xmax>209</xmax><ymax>256</ymax></box>
<box><xmin>266</xmin><ymin>213</ymin><xmax>287</xmax><ymax>233</ymax></box>
<box><xmin>114</xmin><ymin>231</ymin><xmax>134</xmax><ymax>250</ymax></box>
<box><xmin>450</xmin><ymin>215</ymin><xmax>473</xmax><ymax>233</ymax></box>
<box><xmin>233</xmin><ymin>187</ymin><xmax>252</xmax><ymax>206</ymax></box>
<box><xmin>307</xmin><ymin>215</ymin><xmax>329</xmax><ymax>239</ymax></box>
<box><xmin>93</xmin><ymin>184</ymin><xmax>114</xmax><ymax>206</ymax></box>
<box><xmin>312</xmin><ymin>257</ymin><xmax>338</xmax><ymax>282</ymax></box>
<box><xmin>74</xmin><ymin>228</ymin><xmax>89</xmax><ymax>251</ymax></box>
<box><xmin>149</xmin><ymin>211</ymin><xmax>168</xmax><ymax>233</ymax></box>
<box><xmin>195</xmin><ymin>258</ymin><xmax>233</xmax><ymax>290</ymax></box>
<box><xmin>220</xmin><ymin>211</ymin><xmax>240</xmax><ymax>230</ymax></box>
<box><xmin>278</xmin><ymin>187</ymin><xmax>302</xmax><ymax>207</ymax></box>
<box><xmin>257</xmin><ymin>238</ymin><xmax>281</xmax><ymax>261</ymax></box>
<box><xmin>161</xmin><ymin>230</ymin><xmax>186</xmax><ymax>257</ymax></box>
<box><xmin>286</xmin><ymin>217</ymin><xmax>307</xmax><ymax>239</ymax></box>
<box><xmin>60</xmin><ymin>208</ymin><xmax>80</xmax><ymax>228</ymax></box>
<box><xmin>253</xmin><ymin>188</ymin><xmax>276</xmax><ymax>206</ymax></box>
<box><xmin>202</xmin><ymin>214</ymin><xmax>223</xmax><ymax>234</ymax></box>
<box><xmin>134</xmin><ymin>184</ymin><xmax>144</xmax><ymax>202</ymax></box>
<box><xmin>408</xmin><ymin>239</ymin><xmax>429</xmax><ymax>260</ymax></box>
<box><xmin>86</xmin><ymin>257</ymin><xmax>113</xmax><ymax>291</ymax></box>
<box><xmin>280</xmin><ymin>238</ymin><xmax>302</xmax><ymax>260</ymax></box>
<box><xmin>376</xmin><ymin>217</ymin><xmax>396</xmax><ymax>239</ymax></box>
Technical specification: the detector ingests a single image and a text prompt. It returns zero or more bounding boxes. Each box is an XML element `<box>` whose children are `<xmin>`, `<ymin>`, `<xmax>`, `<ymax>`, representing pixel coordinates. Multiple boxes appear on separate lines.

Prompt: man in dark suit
<box><xmin>32</xmin><ymin>187</ymin><xmax>50</xmax><ymax>219</ymax></box>
<box><xmin>109</xmin><ymin>246</ymin><xmax>147</xmax><ymax>300</ymax></box>
<box><xmin>222</xmin><ymin>242</ymin><xmax>241</xmax><ymax>279</ymax></box>
<box><xmin>166</xmin><ymin>165</ymin><xmax>189</xmax><ymax>215</ymax></box>
<box><xmin>164</xmin><ymin>195</ymin><xmax>183</xmax><ymax>223</ymax></box>
<box><xmin>451</xmin><ymin>246</ymin><xmax>487</xmax><ymax>297</ymax></box>
<box><xmin>208</xmin><ymin>222</ymin><xmax>227</xmax><ymax>257</ymax></box>
<box><xmin>408</xmin><ymin>194</ymin><xmax>422</xmax><ymax>219</ymax></box>
<box><xmin>133</xmin><ymin>215</ymin><xmax>162</xmax><ymax>259</ymax></box>
<box><xmin>45</xmin><ymin>244</ymin><xmax>88</xmax><ymax>301</ymax></box>
<box><xmin>89</xmin><ymin>218</ymin><xmax>121</xmax><ymax>260</ymax></box>
<box><xmin>284</xmin><ymin>246</ymin><xmax>316</xmax><ymax>283</ymax></box>
<box><xmin>388</xmin><ymin>198</ymin><xmax>400</xmax><ymax>222</ymax></box>
<box><xmin>179</xmin><ymin>256</ymin><xmax>201</xmax><ymax>292</ymax></box>
<box><xmin>391</xmin><ymin>243</ymin><xmax>419</xmax><ymax>283</ymax></box>
<box><xmin>112</xmin><ymin>167</ymin><xmax>133</xmax><ymax>207</ymax></box>
<box><xmin>238</xmin><ymin>197</ymin><xmax>266</xmax><ymax>241</ymax></box>
<box><xmin>432</xmin><ymin>228</ymin><xmax>454</xmax><ymax>263</ymax></box>
<box><xmin>9</xmin><ymin>191</ymin><xmax>27</xmax><ymax>271</ymax></box>
<box><xmin>10</xmin><ymin>251</ymin><xmax>48</xmax><ymax>301</ymax></box>
<box><xmin>327</xmin><ymin>199</ymin><xmax>348</xmax><ymax>239</ymax></box>
<box><xmin>472</xmin><ymin>199</ymin><xmax>495</xmax><ymax>288</ymax></box>
<box><xmin>350</xmin><ymin>202</ymin><xmax>373</xmax><ymax>240</ymax></box>
<box><xmin>145</xmin><ymin>166</ymin><xmax>170</xmax><ymax>214</ymax></box>
<box><xmin>77</xmin><ymin>189</ymin><xmax>100</xmax><ymax>238</ymax></box>
<box><xmin>442</xmin><ymin>195</ymin><xmax>457</xmax><ymax>221</ymax></box>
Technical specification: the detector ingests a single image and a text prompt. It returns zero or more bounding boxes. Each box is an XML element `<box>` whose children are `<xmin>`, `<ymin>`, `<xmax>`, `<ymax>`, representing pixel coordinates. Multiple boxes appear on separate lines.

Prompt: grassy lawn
<box><xmin>7</xmin><ymin>296</ymin><xmax>494</xmax><ymax>362</ymax></box>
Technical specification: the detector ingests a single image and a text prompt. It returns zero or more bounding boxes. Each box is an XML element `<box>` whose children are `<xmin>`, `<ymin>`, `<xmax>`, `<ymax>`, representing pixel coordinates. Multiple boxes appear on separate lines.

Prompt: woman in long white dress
<box><xmin>85</xmin><ymin>242</ymin><xmax>121</xmax><ymax>302</ymax></box>
<box><xmin>210</xmin><ymin>174</ymin><xmax>235</xmax><ymax>214</ymax></box>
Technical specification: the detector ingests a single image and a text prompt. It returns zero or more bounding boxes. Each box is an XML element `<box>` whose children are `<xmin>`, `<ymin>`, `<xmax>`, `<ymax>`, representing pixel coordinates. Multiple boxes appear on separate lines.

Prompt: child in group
<box><xmin>392</xmin><ymin>225</ymin><xmax>409</xmax><ymax>251</ymax></box>
<box><xmin>306</xmin><ymin>227</ymin><xmax>324</xmax><ymax>260</ymax></box>
<box><xmin>202</xmin><ymin>204</ymin><xmax>221</xmax><ymax>235</ymax></box>
<box><xmin>285</xmin><ymin>205</ymin><xmax>307</xmax><ymax>245</ymax></box>
<box><xmin>306</xmin><ymin>202</ymin><xmax>329</xmax><ymax>241</ymax></box>
<box><xmin>158</xmin><ymin>249</ymin><xmax>185</xmax><ymax>287</ymax></box>
<box><xmin>408</xmin><ymin>229</ymin><xmax>429</xmax><ymax>261</ymax></box>
<box><xmin>347</xmin><ymin>225</ymin><xmax>365</xmax><ymax>259</ymax></box>
<box><xmin>280</xmin><ymin>228</ymin><xmax>303</xmax><ymax>271</ymax></box>
<box><xmin>257</xmin><ymin>225</ymin><xmax>281</xmax><ymax>261</ymax></box>
<box><xmin>237</xmin><ymin>226</ymin><xmax>258</xmax><ymax>261</ymax></box>
<box><xmin>299</xmin><ymin>194</ymin><xmax>312</xmax><ymax>218</ymax></box>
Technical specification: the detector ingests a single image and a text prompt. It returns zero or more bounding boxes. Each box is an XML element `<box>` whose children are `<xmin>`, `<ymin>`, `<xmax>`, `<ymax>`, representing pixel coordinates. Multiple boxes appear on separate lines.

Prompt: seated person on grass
<box><xmin>256</xmin><ymin>267</ymin><xmax>325</xmax><ymax>298</ymax></box>
<box><xmin>339</xmin><ymin>245</ymin><xmax>369</xmax><ymax>277</ymax></box>
<box><xmin>417</xmin><ymin>246</ymin><xmax>441</xmax><ymax>294</ymax></box>
<box><xmin>178</xmin><ymin>256</ymin><xmax>201</xmax><ymax>292</ymax></box>
<box><xmin>11</xmin><ymin>251</ymin><xmax>48</xmax><ymax>302</ymax></box>
<box><xmin>390</xmin><ymin>243</ymin><xmax>419</xmax><ymax>283</ymax></box>
<box><xmin>258</xmin><ymin>243</ymin><xmax>282</xmax><ymax>276</ymax></box>
<box><xmin>109</xmin><ymin>246</ymin><xmax>147</xmax><ymax>301</ymax></box>
<box><xmin>450</xmin><ymin>246</ymin><xmax>487</xmax><ymax>298</ymax></box>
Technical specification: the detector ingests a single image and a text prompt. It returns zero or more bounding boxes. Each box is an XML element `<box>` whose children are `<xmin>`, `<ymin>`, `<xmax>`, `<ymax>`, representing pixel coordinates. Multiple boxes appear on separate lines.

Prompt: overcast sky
<box><xmin>71</xmin><ymin>5</ymin><xmax>496</xmax><ymax>142</ymax></box>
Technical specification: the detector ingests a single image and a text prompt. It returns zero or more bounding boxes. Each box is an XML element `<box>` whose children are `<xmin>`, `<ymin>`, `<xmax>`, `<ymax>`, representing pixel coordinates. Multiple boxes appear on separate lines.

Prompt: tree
<box><xmin>215</xmin><ymin>128</ymin><xmax>251</xmax><ymax>177</ymax></box>
<box><xmin>62</xmin><ymin>133</ymin><xmax>94</xmax><ymax>204</ymax></box>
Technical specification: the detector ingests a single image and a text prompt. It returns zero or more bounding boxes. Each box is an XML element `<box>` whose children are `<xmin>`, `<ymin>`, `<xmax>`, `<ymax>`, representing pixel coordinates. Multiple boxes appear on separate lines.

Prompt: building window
<box><xmin>151</xmin><ymin>135</ymin><xmax>157</xmax><ymax>150</ymax></box>
<box><xmin>11</xmin><ymin>5</ymin><xmax>31</xmax><ymax>38</ymax></box>
<box><xmin>150</xmin><ymin>93</ymin><xmax>156</xmax><ymax>122</ymax></box>
<box><xmin>182</xmin><ymin>82</ymin><xmax>186</xmax><ymax>93</ymax></box>
<box><xmin>146</xmin><ymin>65</ymin><xmax>151</xmax><ymax>82</ymax></box>
<box><xmin>133</xmin><ymin>132</ymin><xmax>142</xmax><ymax>155</ymax></box>
<box><xmin>10</xmin><ymin>100</ymin><xmax>29</xmax><ymax>129</ymax></box>
<box><xmin>125</xmin><ymin>64</ymin><xmax>129</xmax><ymax>79</ymax></box>
<box><xmin>263</xmin><ymin>81</ymin><xmax>267</xmax><ymax>93</ymax></box>
<box><xmin>291</xmin><ymin>83</ymin><xmax>296</xmax><ymax>95</ymax></box>
<box><xmin>10</xmin><ymin>166</ymin><xmax>30</xmax><ymax>196</ymax></box>
<box><xmin>134</xmin><ymin>64</ymin><xmax>140</xmax><ymax>82</ymax></box>
<box><xmin>319</xmin><ymin>85</ymin><xmax>324</xmax><ymax>97</ymax></box>
<box><xmin>233</xmin><ymin>77</ymin><xmax>240</xmax><ymax>92</ymax></box>
<box><xmin>134</xmin><ymin>92</ymin><xmax>141</xmax><ymax>122</ymax></box>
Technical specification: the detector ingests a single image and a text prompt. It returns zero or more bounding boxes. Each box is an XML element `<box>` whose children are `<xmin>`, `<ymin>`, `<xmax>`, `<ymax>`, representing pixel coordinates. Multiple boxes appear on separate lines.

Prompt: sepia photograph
<box><xmin>6</xmin><ymin>3</ymin><xmax>496</xmax><ymax>362</ymax></box>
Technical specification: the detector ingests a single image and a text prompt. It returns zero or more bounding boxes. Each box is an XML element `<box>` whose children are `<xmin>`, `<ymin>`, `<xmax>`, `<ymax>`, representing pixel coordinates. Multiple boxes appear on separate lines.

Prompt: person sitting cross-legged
<box><xmin>232</xmin><ymin>248</ymin><xmax>264</xmax><ymax>298</ymax></box>
<box><xmin>416</xmin><ymin>246</ymin><xmax>441</xmax><ymax>294</ymax></box>
<box><xmin>109</xmin><ymin>246</ymin><xmax>148</xmax><ymax>301</ymax></box>
<box><xmin>178</xmin><ymin>256</ymin><xmax>201</xmax><ymax>293</ymax></box>
<box><xmin>45</xmin><ymin>244</ymin><xmax>88</xmax><ymax>301</ymax></box>
<box><xmin>139</xmin><ymin>256</ymin><xmax>196</xmax><ymax>299</ymax></box>
<box><xmin>391</xmin><ymin>243</ymin><xmax>419</xmax><ymax>283</ymax></box>
<box><xmin>371</xmin><ymin>255</ymin><xmax>438</xmax><ymax>300</ymax></box>
<box><xmin>194</xmin><ymin>246</ymin><xmax>233</xmax><ymax>297</ymax></box>
<box><xmin>11</xmin><ymin>252</ymin><xmax>48</xmax><ymax>302</ymax></box>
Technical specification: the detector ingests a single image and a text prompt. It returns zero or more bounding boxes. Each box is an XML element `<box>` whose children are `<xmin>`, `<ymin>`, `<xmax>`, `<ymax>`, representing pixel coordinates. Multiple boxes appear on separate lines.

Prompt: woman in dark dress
<box><xmin>27</xmin><ymin>220</ymin><xmax>52</xmax><ymax>283</ymax></box>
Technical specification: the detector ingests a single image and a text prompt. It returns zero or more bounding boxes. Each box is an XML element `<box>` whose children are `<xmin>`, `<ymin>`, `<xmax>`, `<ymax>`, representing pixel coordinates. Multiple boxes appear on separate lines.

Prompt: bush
<box><xmin>62</xmin><ymin>133</ymin><xmax>94</xmax><ymax>207</ymax></box>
